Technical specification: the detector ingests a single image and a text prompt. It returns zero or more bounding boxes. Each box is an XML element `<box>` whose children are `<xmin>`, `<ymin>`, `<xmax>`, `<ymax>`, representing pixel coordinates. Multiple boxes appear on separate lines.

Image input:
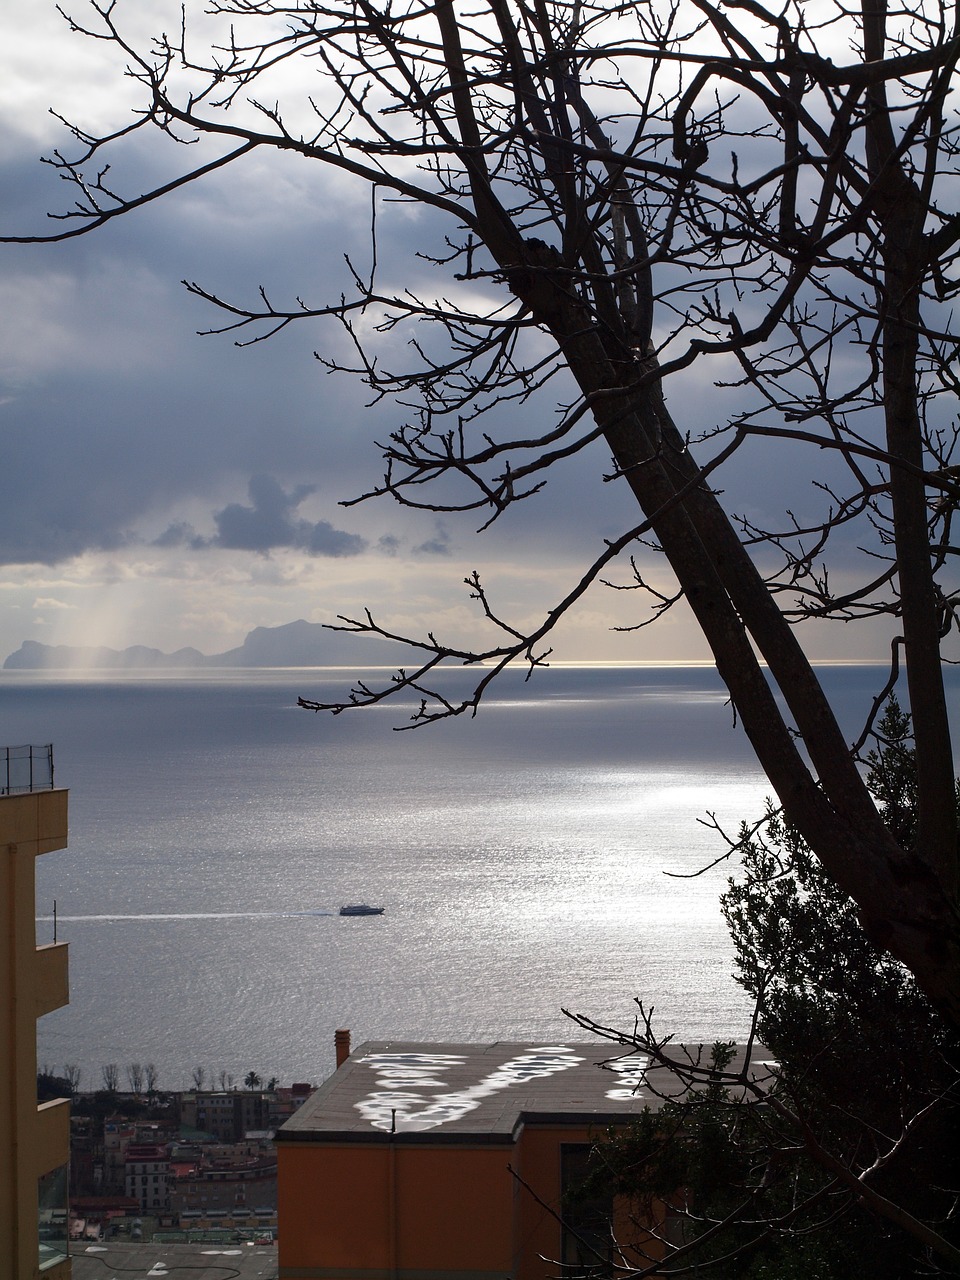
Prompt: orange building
<box><xmin>276</xmin><ymin>1039</ymin><xmax>699</xmax><ymax>1280</ymax></box>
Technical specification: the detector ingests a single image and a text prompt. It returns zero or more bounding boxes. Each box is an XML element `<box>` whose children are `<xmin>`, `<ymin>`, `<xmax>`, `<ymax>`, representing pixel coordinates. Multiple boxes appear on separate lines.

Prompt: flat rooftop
<box><xmin>70</xmin><ymin>1241</ymin><xmax>277</xmax><ymax>1280</ymax></box>
<box><xmin>278</xmin><ymin>1040</ymin><xmax>769</xmax><ymax>1144</ymax></box>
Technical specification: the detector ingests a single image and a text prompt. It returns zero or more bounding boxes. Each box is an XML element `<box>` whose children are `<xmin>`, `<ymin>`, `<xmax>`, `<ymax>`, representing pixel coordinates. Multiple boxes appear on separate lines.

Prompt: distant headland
<box><xmin>2</xmin><ymin>619</ymin><xmax>413</xmax><ymax>670</ymax></box>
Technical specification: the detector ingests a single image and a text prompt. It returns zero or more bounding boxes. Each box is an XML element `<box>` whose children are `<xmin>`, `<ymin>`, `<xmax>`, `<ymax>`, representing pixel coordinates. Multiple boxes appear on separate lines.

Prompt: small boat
<box><xmin>339</xmin><ymin>903</ymin><xmax>385</xmax><ymax>916</ymax></box>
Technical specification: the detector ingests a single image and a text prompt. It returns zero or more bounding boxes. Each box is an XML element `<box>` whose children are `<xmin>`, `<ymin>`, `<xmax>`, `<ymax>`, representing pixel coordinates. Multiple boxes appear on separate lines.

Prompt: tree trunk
<box><xmin>506</xmin><ymin>241</ymin><xmax>960</xmax><ymax>1027</ymax></box>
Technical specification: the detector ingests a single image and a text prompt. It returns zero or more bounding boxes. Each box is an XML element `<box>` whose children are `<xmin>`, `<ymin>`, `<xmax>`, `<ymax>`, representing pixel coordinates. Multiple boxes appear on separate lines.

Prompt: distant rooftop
<box><xmin>1</xmin><ymin>743</ymin><xmax>54</xmax><ymax>795</ymax></box>
<box><xmin>277</xmin><ymin>1040</ymin><xmax>770</xmax><ymax>1145</ymax></box>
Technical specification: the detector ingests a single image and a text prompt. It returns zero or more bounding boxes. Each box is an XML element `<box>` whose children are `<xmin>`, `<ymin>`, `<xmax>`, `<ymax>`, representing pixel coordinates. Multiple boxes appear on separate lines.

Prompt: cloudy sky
<box><xmin>0</xmin><ymin>1</ymin><xmax>906</xmax><ymax>667</ymax></box>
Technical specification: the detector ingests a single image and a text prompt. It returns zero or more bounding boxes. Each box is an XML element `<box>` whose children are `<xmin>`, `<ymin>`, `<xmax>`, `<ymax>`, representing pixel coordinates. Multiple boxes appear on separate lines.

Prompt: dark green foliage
<box><xmin>723</xmin><ymin>702</ymin><xmax>957</xmax><ymax>1161</ymax></box>
<box><xmin>863</xmin><ymin>698</ymin><xmax>922</xmax><ymax>850</ymax></box>
<box><xmin>36</xmin><ymin>1070</ymin><xmax>73</xmax><ymax>1103</ymax></box>
<box><xmin>588</xmin><ymin>700</ymin><xmax>960</xmax><ymax>1277</ymax></box>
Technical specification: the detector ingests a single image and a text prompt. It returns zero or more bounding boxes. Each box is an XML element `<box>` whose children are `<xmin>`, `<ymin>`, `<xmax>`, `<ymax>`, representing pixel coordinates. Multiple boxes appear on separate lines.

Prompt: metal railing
<box><xmin>1</xmin><ymin>744</ymin><xmax>54</xmax><ymax>795</ymax></box>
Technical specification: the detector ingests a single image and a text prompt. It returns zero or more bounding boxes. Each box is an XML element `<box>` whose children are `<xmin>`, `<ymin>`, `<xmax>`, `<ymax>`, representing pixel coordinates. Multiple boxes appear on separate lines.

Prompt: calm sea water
<box><xmin>0</xmin><ymin>663</ymin><xmax>939</xmax><ymax>1092</ymax></box>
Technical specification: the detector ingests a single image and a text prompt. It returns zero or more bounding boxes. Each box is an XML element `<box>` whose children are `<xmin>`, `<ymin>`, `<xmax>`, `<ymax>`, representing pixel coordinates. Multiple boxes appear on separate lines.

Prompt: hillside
<box><xmin>3</xmin><ymin>620</ymin><xmax>413</xmax><ymax>669</ymax></box>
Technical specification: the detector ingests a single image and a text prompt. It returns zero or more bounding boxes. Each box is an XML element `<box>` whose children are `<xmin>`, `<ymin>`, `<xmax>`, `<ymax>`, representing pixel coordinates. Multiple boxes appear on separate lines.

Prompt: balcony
<box><xmin>35</xmin><ymin>942</ymin><xmax>70</xmax><ymax>1018</ymax></box>
<box><xmin>35</xmin><ymin>1098</ymin><xmax>71</xmax><ymax>1178</ymax></box>
<box><xmin>1</xmin><ymin>744</ymin><xmax>54</xmax><ymax>795</ymax></box>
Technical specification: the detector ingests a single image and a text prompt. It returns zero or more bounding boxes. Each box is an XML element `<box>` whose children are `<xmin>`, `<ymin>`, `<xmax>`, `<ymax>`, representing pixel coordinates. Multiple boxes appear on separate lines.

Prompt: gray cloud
<box><xmin>0</xmin><ymin>16</ymin><xmax>880</xmax><ymax>664</ymax></box>
<box><xmin>302</xmin><ymin>519</ymin><xmax>367</xmax><ymax>557</ymax></box>
<box><xmin>0</xmin><ymin>124</ymin><xmax>635</xmax><ymax>580</ymax></box>
<box><xmin>154</xmin><ymin>476</ymin><xmax>366</xmax><ymax>557</ymax></box>
<box><xmin>413</xmin><ymin>524</ymin><xmax>452</xmax><ymax>557</ymax></box>
<box><xmin>211</xmin><ymin>475</ymin><xmax>366</xmax><ymax>556</ymax></box>
<box><xmin>214</xmin><ymin>475</ymin><xmax>315</xmax><ymax>550</ymax></box>
<box><xmin>153</xmin><ymin>522</ymin><xmax>201</xmax><ymax>550</ymax></box>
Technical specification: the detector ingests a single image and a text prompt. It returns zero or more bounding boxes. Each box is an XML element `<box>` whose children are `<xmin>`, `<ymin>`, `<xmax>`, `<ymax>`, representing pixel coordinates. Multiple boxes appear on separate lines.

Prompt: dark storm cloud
<box><xmin>302</xmin><ymin>520</ymin><xmax>367</xmax><ymax>557</ymax></box>
<box><xmin>214</xmin><ymin>475</ymin><xmax>319</xmax><ymax>551</ymax></box>
<box><xmin>0</xmin><ymin>81</ymin><xmax>856</xmax><ymax>587</ymax></box>
<box><xmin>213</xmin><ymin>474</ymin><xmax>366</xmax><ymax>556</ymax></box>
<box><xmin>413</xmin><ymin>525</ymin><xmax>453</xmax><ymax>556</ymax></box>
<box><xmin>0</xmin><ymin>137</ymin><xmax>391</xmax><ymax>568</ymax></box>
<box><xmin>153</xmin><ymin>522</ymin><xmax>199</xmax><ymax>550</ymax></box>
<box><xmin>0</xmin><ymin>118</ymin><xmax>634</xmax><ymax>577</ymax></box>
<box><xmin>156</xmin><ymin>475</ymin><xmax>367</xmax><ymax>557</ymax></box>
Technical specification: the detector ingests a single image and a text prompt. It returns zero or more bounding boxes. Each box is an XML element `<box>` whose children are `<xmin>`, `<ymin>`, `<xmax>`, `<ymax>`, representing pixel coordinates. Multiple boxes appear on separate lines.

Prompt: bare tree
<box><xmin>144</xmin><ymin>1062</ymin><xmax>159</xmax><ymax>1097</ymax></box>
<box><xmin>6</xmin><ymin>2</ymin><xmax>958</xmax><ymax>1019</ymax></box>
<box><xmin>101</xmin><ymin>1062</ymin><xmax>119</xmax><ymax>1094</ymax></box>
<box><xmin>566</xmin><ymin>1019</ymin><xmax>960</xmax><ymax>1274</ymax></box>
<box><xmin>562</xmin><ymin>706</ymin><xmax>960</xmax><ymax>1272</ymax></box>
<box><xmin>62</xmin><ymin>1064</ymin><xmax>81</xmax><ymax>1095</ymax></box>
<box><xmin>190</xmin><ymin>1064</ymin><xmax>206</xmax><ymax>1092</ymax></box>
<box><xmin>126</xmin><ymin>1062</ymin><xmax>144</xmax><ymax>1095</ymax></box>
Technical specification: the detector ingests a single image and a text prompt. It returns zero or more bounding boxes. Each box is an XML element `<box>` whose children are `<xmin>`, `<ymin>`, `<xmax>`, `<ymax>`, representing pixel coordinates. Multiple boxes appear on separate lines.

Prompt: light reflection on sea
<box><xmin>1</xmin><ymin>663</ymin><xmax>929</xmax><ymax>1089</ymax></box>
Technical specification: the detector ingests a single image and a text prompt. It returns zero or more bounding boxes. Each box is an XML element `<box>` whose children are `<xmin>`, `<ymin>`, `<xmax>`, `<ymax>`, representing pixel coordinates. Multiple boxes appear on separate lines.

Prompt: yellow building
<box><xmin>0</xmin><ymin>746</ymin><xmax>71</xmax><ymax>1279</ymax></box>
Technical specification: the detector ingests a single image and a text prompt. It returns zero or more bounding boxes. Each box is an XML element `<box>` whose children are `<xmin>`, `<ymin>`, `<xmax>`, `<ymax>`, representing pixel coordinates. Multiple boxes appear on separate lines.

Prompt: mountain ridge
<box><xmin>3</xmin><ymin>619</ymin><xmax>413</xmax><ymax>670</ymax></box>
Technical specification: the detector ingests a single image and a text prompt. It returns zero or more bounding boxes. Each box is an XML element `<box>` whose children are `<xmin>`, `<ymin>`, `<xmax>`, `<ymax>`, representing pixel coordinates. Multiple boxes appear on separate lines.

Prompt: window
<box><xmin>38</xmin><ymin>1164</ymin><xmax>69</xmax><ymax>1270</ymax></box>
<box><xmin>560</xmin><ymin>1144</ymin><xmax>613</xmax><ymax>1278</ymax></box>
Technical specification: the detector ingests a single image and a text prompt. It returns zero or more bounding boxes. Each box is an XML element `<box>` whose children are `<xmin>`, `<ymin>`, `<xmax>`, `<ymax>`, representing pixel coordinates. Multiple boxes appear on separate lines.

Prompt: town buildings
<box><xmin>167</xmin><ymin>1136</ymin><xmax>277</xmax><ymax>1221</ymax></box>
<box><xmin>62</xmin><ymin>1084</ymin><xmax>316</xmax><ymax>1244</ymax></box>
<box><xmin>124</xmin><ymin>1144</ymin><xmax>170</xmax><ymax>1214</ymax></box>
<box><xmin>179</xmin><ymin>1088</ymin><xmax>271</xmax><ymax>1143</ymax></box>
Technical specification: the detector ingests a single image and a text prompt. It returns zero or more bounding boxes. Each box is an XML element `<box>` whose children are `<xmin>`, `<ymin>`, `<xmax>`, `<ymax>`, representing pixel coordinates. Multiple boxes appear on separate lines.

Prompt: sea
<box><xmin>1</xmin><ymin>662</ymin><xmax>942</xmax><ymax>1094</ymax></box>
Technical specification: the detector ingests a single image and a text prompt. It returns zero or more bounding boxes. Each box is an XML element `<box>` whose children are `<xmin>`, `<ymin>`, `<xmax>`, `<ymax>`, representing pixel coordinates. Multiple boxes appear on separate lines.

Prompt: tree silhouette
<box><xmin>573</xmin><ymin>704</ymin><xmax>960</xmax><ymax>1271</ymax></box>
<box><xmin>5</xmin><ymin>0</ymin><xmax>958</xmax><ymax>1019</ymax></box>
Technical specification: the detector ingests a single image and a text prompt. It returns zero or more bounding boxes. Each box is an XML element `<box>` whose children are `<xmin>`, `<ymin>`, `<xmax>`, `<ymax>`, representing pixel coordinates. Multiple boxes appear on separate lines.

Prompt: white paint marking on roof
<box><xmin>356</xmin><ymin>1046</ymin><xmax>585</xmax><ymax>1132</ymax></box>
<box><xmin>604</xmin><ymin>1054</ymin><xmax>651</xmax><ymax>1099</ymax></box>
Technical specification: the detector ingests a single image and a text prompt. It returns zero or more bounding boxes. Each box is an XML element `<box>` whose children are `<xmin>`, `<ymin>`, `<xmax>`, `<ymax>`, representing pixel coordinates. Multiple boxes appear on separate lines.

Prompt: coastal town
<box><xmin>53</xmin><ymin>1076</ymin><xmax>317</xmax><ymax>1247</ymax></box>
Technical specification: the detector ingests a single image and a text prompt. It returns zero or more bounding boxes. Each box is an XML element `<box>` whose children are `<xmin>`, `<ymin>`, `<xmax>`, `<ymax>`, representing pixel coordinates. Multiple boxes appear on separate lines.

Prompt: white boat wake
<box><xmin>36</xmin><ymin>909</ymin><xmax>336</xmax><ymax>922</ymax></box>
